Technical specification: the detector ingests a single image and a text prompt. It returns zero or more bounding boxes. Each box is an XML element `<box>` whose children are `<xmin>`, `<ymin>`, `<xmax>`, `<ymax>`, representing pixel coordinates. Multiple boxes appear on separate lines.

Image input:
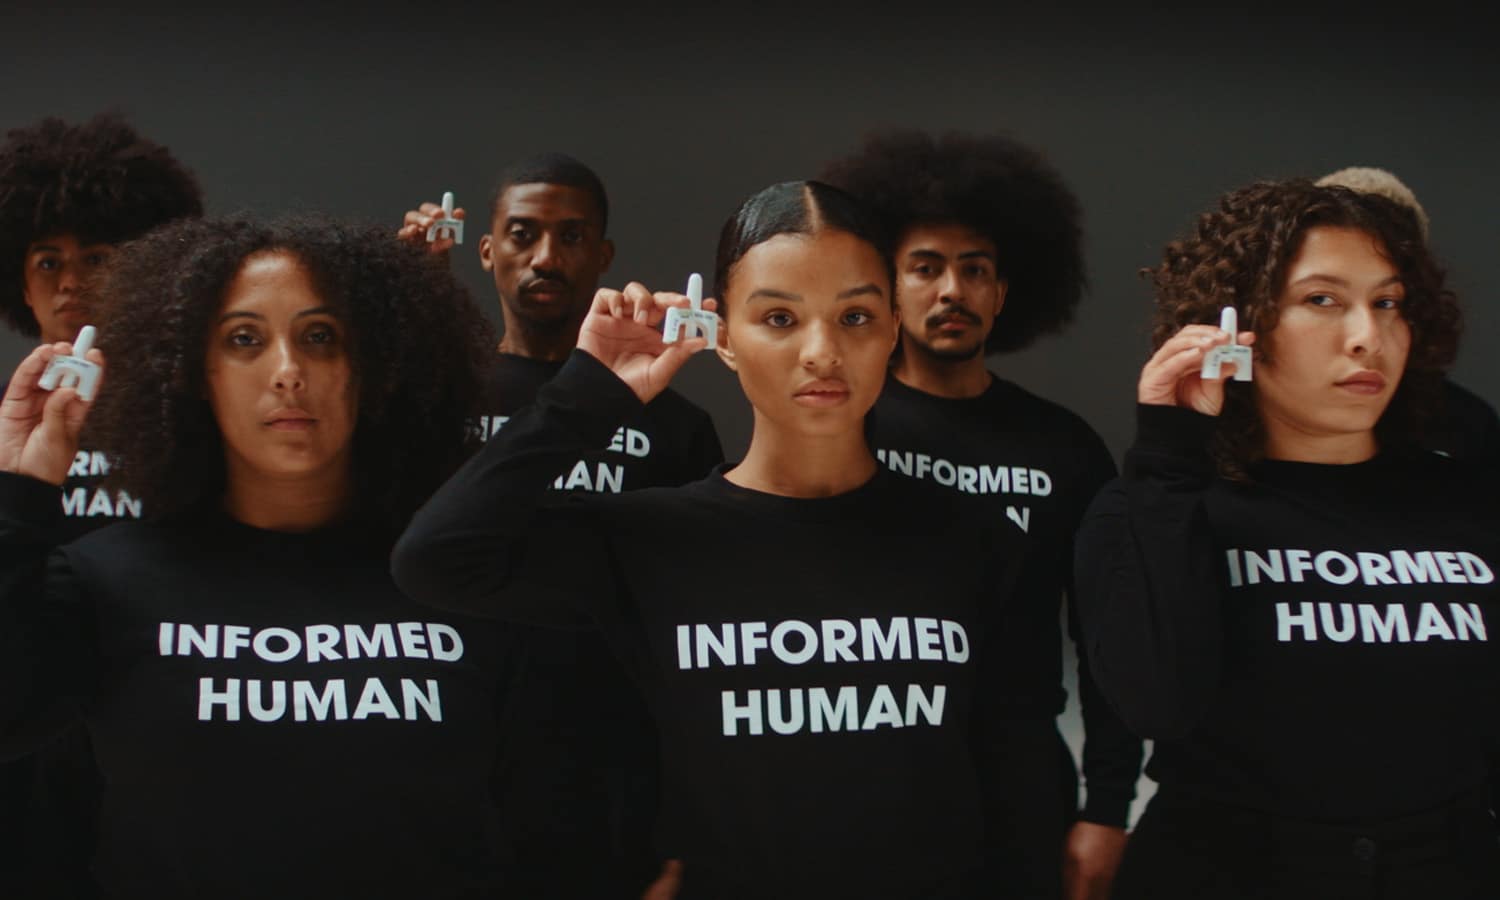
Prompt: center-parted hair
<box><xmin>0</xmin><ymin>113</ymin><xmax>203</xmax><ymax>336</ymax></box>
<box><xmin>713</xmin><ymin>180</ymin><xmax>894</xmax><ymax>307</ymax></box>
<box><xmin>1147</xmin><ymin>179</ymin><xmax>1460</xmax><ymax>479</ymax></box>
<box><xmin>488</xmin><ymin>152</ymin><xmax>609</xmax><ymax>231</ymax></box>
<box><xmin>89</xmin><ymin>216</ymin><xmax>494</xmax><ymax>534</ymax></box>
<box><xmin>819</xmin><ymin>130</ymin><xmax>1085</xmax><ymax>353</ymax></box>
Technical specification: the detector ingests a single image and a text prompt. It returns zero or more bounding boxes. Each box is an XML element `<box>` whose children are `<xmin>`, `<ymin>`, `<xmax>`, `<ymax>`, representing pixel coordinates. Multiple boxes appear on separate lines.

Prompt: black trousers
<box><xmin>1114</xmin><ymin>787</ymin><xmax>1500</xmax><ymax>900</ymax></box>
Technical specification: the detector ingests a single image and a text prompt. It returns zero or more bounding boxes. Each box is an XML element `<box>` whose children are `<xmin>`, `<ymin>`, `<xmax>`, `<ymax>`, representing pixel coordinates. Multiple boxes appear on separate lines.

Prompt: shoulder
<box><xmin>989</xmin><ymin>378</ymin><xmax>1107</xmax><ymax>442</ymax></box>
<box><xmin>644</xmin><ymin>386</ymin><xmax>713</xmax><ymax>426</ymax></box>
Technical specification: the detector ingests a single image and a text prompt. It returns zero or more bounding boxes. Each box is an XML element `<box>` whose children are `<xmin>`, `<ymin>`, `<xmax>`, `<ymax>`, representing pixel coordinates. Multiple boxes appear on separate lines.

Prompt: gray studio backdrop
<box><xmin>6</xmin><ymin>3</ymin><xmax>1496</xmax><ymax>823</ymax></box>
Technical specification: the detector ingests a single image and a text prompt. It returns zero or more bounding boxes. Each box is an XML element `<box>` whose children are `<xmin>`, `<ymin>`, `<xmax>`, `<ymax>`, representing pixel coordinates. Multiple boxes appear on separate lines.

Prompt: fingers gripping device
<box><xmin>663</xmin><ymin>273</ymin><xmax>718</xmax><ymax>345</ymax></box>
<box><xmin>1200</xmin><ymin>307</ymin><xmax>1252</xmax><ymax>382</ymax></box>
<box><xmin>426</xmin><ymin>191</ymin><xmax>464</xmax><ymax>245</ymax></box>
<box><xmin>39</xmin><ymin>325</ymin><xmax>102</xmax><ymax>401</ymax></box>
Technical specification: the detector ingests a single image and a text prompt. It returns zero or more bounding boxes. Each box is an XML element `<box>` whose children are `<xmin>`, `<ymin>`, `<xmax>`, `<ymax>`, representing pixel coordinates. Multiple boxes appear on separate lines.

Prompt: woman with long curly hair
<box><xmin>0</xmin><ymin>216</ymin><xmax>516</xmax><ymax>898</ymax></box>
<box><xmin>1074</xmin><ymin>180</ymin><xmax>1499</xmax><ymax>898</ymax></box>
<box><xmin>393</xmin><ymin>180</ymin><xmax>1038</xmax><ymax>899</ymax></box>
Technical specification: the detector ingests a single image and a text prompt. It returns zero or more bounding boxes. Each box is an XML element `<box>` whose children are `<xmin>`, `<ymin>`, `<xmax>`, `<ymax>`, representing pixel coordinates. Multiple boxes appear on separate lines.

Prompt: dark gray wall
<box><xmin>5</xmin><ymin>4</ymin><xmax>1496</xmax><ymax>462</ymax></box>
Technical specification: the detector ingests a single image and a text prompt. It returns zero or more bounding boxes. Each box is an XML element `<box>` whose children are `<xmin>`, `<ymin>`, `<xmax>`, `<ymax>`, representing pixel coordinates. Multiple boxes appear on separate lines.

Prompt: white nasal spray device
<box><xmin>425</xmin><ymin>191</ymin><xmax>464</xmax><ymax>245</ymax></box>
<box><xmin>663</xmin><ymin>272</ymin><xmax>718</xmax><ymax>346</ymax></box>
<box><xmin>1200</xmin><ymin>307</ymin><xmax>1252</xmax><ymax>382</ymax></box>
<box><xmin>39</xmin><ymin>325</ymin><xmax>102</xmax><ymax>401</ymax></box>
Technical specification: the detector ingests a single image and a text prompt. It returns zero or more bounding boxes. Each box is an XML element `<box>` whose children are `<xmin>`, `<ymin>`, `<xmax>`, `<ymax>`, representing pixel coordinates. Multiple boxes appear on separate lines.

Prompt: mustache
<box><xmin>925</xmin><ymin>306</ymin><xmax>982</xmax><ymax>329</ymax></box>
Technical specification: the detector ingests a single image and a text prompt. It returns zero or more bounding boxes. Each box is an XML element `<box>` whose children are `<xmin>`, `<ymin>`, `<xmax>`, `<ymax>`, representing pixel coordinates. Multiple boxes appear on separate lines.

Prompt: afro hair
<box><xmin>0</xmin><ymin>112</ymin><xmax>203</xmax><ymax>336</ymax></box>
<box><xmin>819</xmin><ymin>129</ymin><xmax>1086</xmax><ymax>353</ymax></box>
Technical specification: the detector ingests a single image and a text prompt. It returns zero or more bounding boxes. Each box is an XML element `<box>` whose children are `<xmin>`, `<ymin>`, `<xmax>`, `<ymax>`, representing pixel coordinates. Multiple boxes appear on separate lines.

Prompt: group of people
<box><xmin>0</xmin><ymin>112</ymin><xmax>1494</xmax><ymax>900</ymax></box>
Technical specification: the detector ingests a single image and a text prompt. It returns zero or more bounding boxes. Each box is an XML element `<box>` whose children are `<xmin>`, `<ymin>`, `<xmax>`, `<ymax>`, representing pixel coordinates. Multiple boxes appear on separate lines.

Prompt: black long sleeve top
<box><xmin>867</xmin><ymin>375</ymin><xmax>1144</xmax><ymax>828</ymax></box>
<box><xmin>0</xmin><ymin>474</ymin><xmax>516</xmax><ymax>899</ymax></box>
<box><xmin>393</xmin><ymin>351</ymin><xmax>1035</xmax><ymax>899</ymax></box>
<box><xmin>1075</xmin><ymin>404</ymin><xmax>1500</xmax><ymax>821</ymax></box>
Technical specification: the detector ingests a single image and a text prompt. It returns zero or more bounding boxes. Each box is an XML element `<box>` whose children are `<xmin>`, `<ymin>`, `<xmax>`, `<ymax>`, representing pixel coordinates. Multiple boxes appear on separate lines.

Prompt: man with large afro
<box><xmin>0</xmin><ymin>113</ymin><xmax>202</xmax><ymax>344</ymax></box>
<box><xmin>822</xmin><ymin>130</ymin><xmax>1143</xmax><ymax>900</ymax></box>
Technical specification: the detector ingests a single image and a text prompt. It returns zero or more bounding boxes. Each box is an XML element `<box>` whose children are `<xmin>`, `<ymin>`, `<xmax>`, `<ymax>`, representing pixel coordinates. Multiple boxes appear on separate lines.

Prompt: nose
<box><xmin>56</xmin><ymin>260</ymin><xmax>80</xmax><ymax>293</ymax></box>
<box><xmin>271</xmin><ymin>339</ymin><xmax>306</xmax><ymax>392</ymax></box>
<box><xmin>937</xmin><ymin>267</ymin><xmax>963</xmax><ymax>304</ymax></box>
<box><xmin>799</xmin><ymin>319</ymin><xmax>842</xmax><ymax>373</ymax></box>
<box><xmin>1344</xmin><ymin>304</ymin><xmax>1383</xmax><ymax>358</ymax></box>
<box><xmin>531</xmin><ymin>232</ymin><xmax>560</xmax><ymax>271</ymax></box>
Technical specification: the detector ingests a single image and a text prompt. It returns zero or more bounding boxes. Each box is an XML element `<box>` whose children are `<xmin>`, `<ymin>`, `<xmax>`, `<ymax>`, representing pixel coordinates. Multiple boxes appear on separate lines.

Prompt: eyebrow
<box><xmin>745</xmin><ymin>285</ymin><xmax>885</xmax><ymax>303</ymax></box>
<box><xmin>908</xmin><ymin>248</ymin><xmax>996</xmax><ymax>262</ymax></box>
<box><xmin>1290</xmin><ymin>273</ymin><xmax>1404</xmax><ymax>289</ymax></box>
<box><xmin>219</xmin><ymin>305</ymin><xmax>336</xmax><ymax>323</ymax></box>
<box><xmin>29</xmin><ymin>244</ymin><xmax>63</xmax><ymax>254</ymax></box>
<box><xmin>504</xmin><ymin>216</ymin><xmax>592</xmax><ymax>229</ymax></box>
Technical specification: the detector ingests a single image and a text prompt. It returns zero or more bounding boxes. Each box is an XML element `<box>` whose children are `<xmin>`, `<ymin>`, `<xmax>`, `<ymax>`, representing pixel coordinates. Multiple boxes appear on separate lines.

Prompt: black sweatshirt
<box><xmin>1075</xmin><ymin>404</ymin><xmax>1500</xmax><ymax>821</ymax></box>
<box><xmin>477</xmin><ymin>352</ymin><xmax>723</xmax><ymax>896</ymax></box>
<box><xmin>393</xmin><ymin>351</ymin><xmax>1035</xmax><ymax>900</ymax></box>
<box><xmin>867</xmin><ymin>375</ymin><xmax>1143</xmax><ymax>829</ymax></box>
<box><xmin>0</xmin><ymin>474</ymin><xmax>516</xmax><ymax>899</ymax></box>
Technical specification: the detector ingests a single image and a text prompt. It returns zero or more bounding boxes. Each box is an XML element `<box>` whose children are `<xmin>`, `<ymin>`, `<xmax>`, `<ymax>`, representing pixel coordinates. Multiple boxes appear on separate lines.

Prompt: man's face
<box><xmin>22</xmin><ymin>233</ymin><xmax>114</xmax><ymax>343</ymax></box>
<box><xmin>893</xmin><ymin>223</ymin><xmax>1005</xmax><ymax>361</ymax></box>
<box><xmin>478</xmin><ymin>183</ymin><xmax>614</xmax><ymax>332</ymax></box>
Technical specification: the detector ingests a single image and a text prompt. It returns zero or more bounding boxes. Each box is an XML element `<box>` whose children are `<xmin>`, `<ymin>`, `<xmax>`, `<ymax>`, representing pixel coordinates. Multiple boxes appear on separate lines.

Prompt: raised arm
<box><xmin>1073</xmin><ymin>323</ymin><xmax>1250</xmax><ymax>741</ymax></box>
<box><xmin>391</xmin><ymin>283</ymin><xmax>712</xmax><ymax>625</ymax></box>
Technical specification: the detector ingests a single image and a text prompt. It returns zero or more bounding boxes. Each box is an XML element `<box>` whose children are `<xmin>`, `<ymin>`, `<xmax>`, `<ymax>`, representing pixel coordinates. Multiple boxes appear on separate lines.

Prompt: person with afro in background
<box><xmin>1316</xmin><ymin>166</ymin><xmax>1499</xmax><ymax>464</ymax></box>
<box><xmin>821</xmin><ymin>131</ymin><xmax>1143</xmax><ymax>900</ymax></box>
<box><xmin>0</xmin><ymin>112</ymin><xmax>202</xmax><ymax>898</ymax></box>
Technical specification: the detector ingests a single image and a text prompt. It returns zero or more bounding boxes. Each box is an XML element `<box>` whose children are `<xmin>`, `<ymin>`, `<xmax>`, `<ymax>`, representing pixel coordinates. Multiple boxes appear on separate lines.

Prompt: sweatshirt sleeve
<box><xmin>1064</xmin><ymin>430</ymin><xmax>1145</xmax><ymax>828</ymax></box>
<box><xmin>392</xmin><ymin>350</ymin><xmax>646</xmax><ymax>628</ymax></box>
<box><xmin>1072</xmin><ymin>403</ymin><xmax>1225</xmax><ymax>742</ymax></box>
<box><xmin>0</xmin><ymin>471</ymin><xmax>95</xmax><ymax>759</ymax></box>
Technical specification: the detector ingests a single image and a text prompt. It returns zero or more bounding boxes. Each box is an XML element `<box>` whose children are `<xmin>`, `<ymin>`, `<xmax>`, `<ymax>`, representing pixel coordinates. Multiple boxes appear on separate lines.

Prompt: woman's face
<box><xmin>717</xmin><ymin>229</ymin><xmax>898</xmax><ymax>438</ymax></box>
<box><xmin>1255</xmin><ymin>225</ymin><xmax>1411</xmax><ymax>448</ymax></box>
<box><xmin>205</xmin><ymin>251</ymin><xmax>358</xmax><ymax>483</ymax></box>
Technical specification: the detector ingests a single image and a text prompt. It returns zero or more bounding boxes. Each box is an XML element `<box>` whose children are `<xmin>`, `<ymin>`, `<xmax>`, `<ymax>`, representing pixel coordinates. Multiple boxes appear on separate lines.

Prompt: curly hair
<box><xmin>87</xmin><ymin>215</ymin><xmax>494</xmax><ymax>534</ymax></box>
<box><xmin>0</xmin><ymin>113</ymin><xmax>203</xmax><ymax>336</ymax></box>
<box><xmin>818</xmin><ymin>129</ymin><xmax>1085</xmax><ymax>353</ymax></box>
<box><xmin>1146</xmin><ymin>179</ymin><xmax>1460</xmax><ymax>480</ymax></box>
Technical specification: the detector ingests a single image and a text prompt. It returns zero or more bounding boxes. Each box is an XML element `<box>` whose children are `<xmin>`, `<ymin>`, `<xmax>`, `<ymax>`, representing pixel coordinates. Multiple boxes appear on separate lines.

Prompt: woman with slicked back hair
<box><xmin>395</xmin><ymin>181</ymin><xmax>1041</xmax><ymax>899</ymax></box>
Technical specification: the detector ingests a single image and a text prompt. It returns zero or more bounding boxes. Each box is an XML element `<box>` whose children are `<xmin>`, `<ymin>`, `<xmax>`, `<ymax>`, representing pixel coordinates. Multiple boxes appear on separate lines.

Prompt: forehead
<box><xmin>732</xmin><ymin>230</ymin><xmax>889</xmax><ymax>296</ymax></box>
<box><xmin>1284</xmin><ymin>226</ymin><xmax>1399</xmax><ymax>283</ymax></box>
<box><xmin>494</xmin><ymin>182</ymin><xmax>602</xmax><ymax>226</ymax></box>
<box><xmin>25</xmin><ymin>233</ymin><xmax>112</xmax><ymax>253</ymax></box>
<box><xmin>220</xmin><ymin>251</ymin><xmax>325</xmax><ymax>312</ymax></box>
<box><xmin>896</xmin><ymin>222</ymin><xmax>996</xmax><ymax>257</ymax></box>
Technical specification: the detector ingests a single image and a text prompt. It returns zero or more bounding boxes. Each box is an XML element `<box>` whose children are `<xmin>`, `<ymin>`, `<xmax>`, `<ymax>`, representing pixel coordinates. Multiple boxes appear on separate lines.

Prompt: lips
<box><xmin>1335</xmin><ymin>371</ymin><xmax>1387</xmax><ymax>395</ymax></box>
<box><xmin>521</xmin><ymin>279</ymin><xmax>569</xmax><ymax>299</ymax></box>
<box><xmin>793</xmin><ymin>380</ymin><xmax>851</xmax><ymax>407</ymax></box>
<box><xmin>927</xmin><ymin>310</ymin><xmax>980</xmax><ymax>333</ymax></box>
<box><xmin>265</xmin><ymin>409</ymin><xmax>317</xmax><ymax>430</ymax></box>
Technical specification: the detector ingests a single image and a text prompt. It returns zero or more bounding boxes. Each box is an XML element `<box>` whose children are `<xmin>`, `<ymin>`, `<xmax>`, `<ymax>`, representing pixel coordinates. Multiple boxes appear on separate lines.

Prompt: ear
<box><xmin>715</xmin><ymin>319</ymin><xmax>737</xmax><ymax>372</ymax></box>
<box><xmin>478</xmin><ymin>234</ymin><xmax>494</xmax><ymax>272</ymax></box>
<box><xmin>993</xmin><ymin>278</ymin><xmax>1008</xmax><ymax>318</ymax></box>
<box><xmin>888</xmin><ymin>304</ymin><xmax>902</xmax><ymax>354</ymax></box>
<box><xmin>599</xmin><ymin>238</ymin><xmax>616</xmax><ymax>273</ymax></box>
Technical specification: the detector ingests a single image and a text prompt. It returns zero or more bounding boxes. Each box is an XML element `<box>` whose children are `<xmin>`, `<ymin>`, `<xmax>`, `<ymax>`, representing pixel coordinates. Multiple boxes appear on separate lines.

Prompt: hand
<box><xmin>640</xmin><ymin>860</ymin><xmax>682</xmax><ymax>900</ymax></box>
<box><xmin>0</xmin><ymin>341</ymin><xmax>105</xmax><ymax>485</ymax></box>
<box><xmin>577</xmin><ymin>282</ymin><xmax>715</xmax><ymax>404</ymax></box>
<box><xmin>396</xmin><ymin>201</ymin><xmax>466</xmax><ymax>255</ymax></box>
<box><xmin>1062</xmin><ymin>821</ymin><xmax>1128</xmax><ymax>900</ymax></box>
<box><xmin>1137</xmin><ymin>323</ymin><xmax>1256</xmax><ymax>415</ymax></box>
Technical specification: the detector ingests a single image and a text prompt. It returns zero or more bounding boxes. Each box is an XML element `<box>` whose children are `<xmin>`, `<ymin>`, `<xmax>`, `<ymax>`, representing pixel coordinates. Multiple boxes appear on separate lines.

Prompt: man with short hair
<box><xmin>822</xmin><ymin>130</ymin><xmax>1144</xmax><ymax>900</ymax></box>
<box><xmin>400</xmin><ymin>155</ymin><xmax>721</xmax><ymax>898</ymax></box>
<box><xmin>1315</xmin><ymin>165</ymin><xmax>1499</xmax><ymax>463</ymax></box>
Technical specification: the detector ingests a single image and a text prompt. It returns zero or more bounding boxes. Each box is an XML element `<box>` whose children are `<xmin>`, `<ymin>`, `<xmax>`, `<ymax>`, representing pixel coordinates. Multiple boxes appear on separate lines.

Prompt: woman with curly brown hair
<box><xmin>1074</xmin><ymin>180</ymin><xmax>1500</xmax><ymax>898</ymax></box>
<box><xmin>0</xmin><ymin>216</ymin><xmax>517</xmax><ymax>898</ymax></box>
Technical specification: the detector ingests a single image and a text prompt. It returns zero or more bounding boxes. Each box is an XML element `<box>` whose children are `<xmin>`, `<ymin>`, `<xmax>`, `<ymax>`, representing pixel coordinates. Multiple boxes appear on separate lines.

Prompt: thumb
<box><xmin>42</xmin><ymin>387</ymin><xmax>89</xmax><ymax>445</ymax></box>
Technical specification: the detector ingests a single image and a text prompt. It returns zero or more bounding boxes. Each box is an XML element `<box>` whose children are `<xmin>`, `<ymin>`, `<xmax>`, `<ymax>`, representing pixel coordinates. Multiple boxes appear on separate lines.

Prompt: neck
<box><xmin>726</xmin><ymin>413</ymin><xmax>877</xmax><ymax>498</ymax></box>
<box><xmin>1262</xmin><ymin>419</ymin><xmax>1379</xmax><ymax>465</ymax></box>
<box><xmin>497</xmin><ymin>306</ymin><xmax>584</xmax><ymax>361</ymax></box>
<box><xmin>223</xmin><ymin>456</ymin><xmax>353</xmax><ymax>532</ymax></box>
<box><xmin>891</xmin><ymin>339</ymin><xmax>991</xmax><ymax>398</ymax></box>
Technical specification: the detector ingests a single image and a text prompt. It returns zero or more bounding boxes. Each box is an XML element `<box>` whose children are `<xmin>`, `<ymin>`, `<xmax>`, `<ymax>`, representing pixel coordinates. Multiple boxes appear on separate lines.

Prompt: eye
<box><xmin>227</xmin><ymin>327</ymin><xmax>261</xmax><ymax>348</ymax></box>
<box><xmin>84</xmin><ymin>252</ymin><xmax>110</xmax><ymax>267</ymax></box>
<box><xmin>841</xmin><ymin>309</ymin><xmax>874</xmax><ymax>326</ymax></box>
<box><xmin>911</xmin><ymin>263</ymin><xmax>936</xmax><ymax>278</ymax></box>
<box><xmin>964</xmin><ymin>263</ymin><xmax>993</xmax><ymax>279</ymax></box>
<box><xmin>304</xmin><ymin>323</ymin><xmax>340</xmax><ymax>345</ymax></box>
<box><xmin>508</xmin><ymin>227</ymin><xmax>535</xmax><ymax>244</ymax></box>
<box><xmin>764</xmin><ymin>310</ymin><xmax>795</xmax><ymax>328</ymax></box>
<box><xmin>1374</xmin><ymin>296</ymin><xmax>1404</xmax><ymax>310</ymax></box>
<box><xmin>561</xmin><ymin>229</ymin><xmax>584</xmax><ymax>245</ymax></box>
<box><xmin>1305</xmin><ymin>293</ymin><xmax>1336</xmax><ymax>307</ymax></box>
<box><xmin>35</xmin><ymin>257</ymin><xmax>59</xmax><ymax>272</ymax></box>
